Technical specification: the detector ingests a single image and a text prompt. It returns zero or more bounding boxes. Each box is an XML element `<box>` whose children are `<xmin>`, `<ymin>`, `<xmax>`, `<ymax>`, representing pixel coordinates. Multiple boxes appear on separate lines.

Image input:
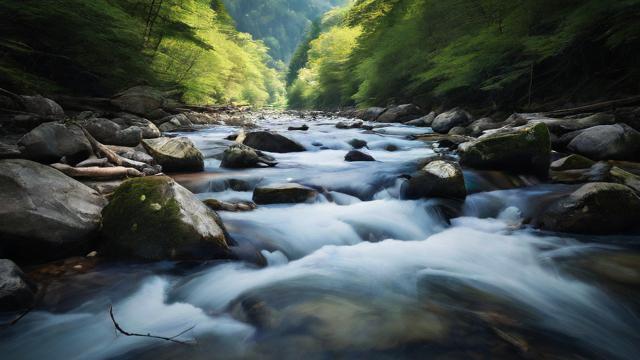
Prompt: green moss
<box><xmin>101</xmin><ymin>176</ymin><xmax>222</xmax><ymax>260</ymax></box>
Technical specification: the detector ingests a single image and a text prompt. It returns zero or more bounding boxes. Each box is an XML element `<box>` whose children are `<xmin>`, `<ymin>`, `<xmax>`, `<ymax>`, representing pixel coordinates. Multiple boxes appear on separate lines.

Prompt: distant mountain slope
<box><xmin>223</xmin><ymin>0</ymin><xmax>348</xmax><ymax>63</ymax></box>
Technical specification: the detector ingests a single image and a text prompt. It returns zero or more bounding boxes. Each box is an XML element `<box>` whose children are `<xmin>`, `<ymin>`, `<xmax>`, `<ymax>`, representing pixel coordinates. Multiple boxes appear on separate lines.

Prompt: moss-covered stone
<box><xmin>459</xmin><ymin>122</ymin><xmax>551</xmax><ymax>177</ymax></box>
<box><xmin>100</xmin><ymin>176</ymin><xmax>229</xmax><ymax>260</ymax></box>
<box><xmin>537</xmin><ymin>182</ymin><xmax>640</xmax><ymax>234</ymax></box>
<box><xmin>550</xmin><ymin>154</ymin><xmax>595</xmax><ymax>171</ymax></box>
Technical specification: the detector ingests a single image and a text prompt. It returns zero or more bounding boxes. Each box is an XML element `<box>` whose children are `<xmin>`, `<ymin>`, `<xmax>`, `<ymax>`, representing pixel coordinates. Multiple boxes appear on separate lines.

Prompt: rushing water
<box><xmin>2</xmin><ymin>114</ymin><xmax>640</xmax><ymax>359</ymax></box>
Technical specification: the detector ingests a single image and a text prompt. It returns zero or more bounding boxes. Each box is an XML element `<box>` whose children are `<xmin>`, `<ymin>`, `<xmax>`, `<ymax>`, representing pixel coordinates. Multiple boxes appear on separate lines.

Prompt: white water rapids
<box><xmin>1</xmin><ymin>114</ymin><xmax>639</xmax><ymax>359</ymax></box>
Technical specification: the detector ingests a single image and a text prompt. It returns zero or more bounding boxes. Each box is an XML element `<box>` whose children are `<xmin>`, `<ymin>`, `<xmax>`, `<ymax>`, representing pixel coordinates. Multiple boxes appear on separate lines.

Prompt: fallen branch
<box><xmin>543</xmin><ymin>95</ymin><xmax>640</xmax><ymax>117</ymax></box>
<box><xmin>77</xmin><ymin>126</ymin><xmax>158</xmax><ymax>174</ymax></box>
<box><xmin>109</xmin><ymin>305</ymin><xmax>196</xmax><ymax>345</ymax></box>
<box><xmin>51</xmin><ymin>163</ymin><xmax>143</xmax><ymax>179</ymax></box>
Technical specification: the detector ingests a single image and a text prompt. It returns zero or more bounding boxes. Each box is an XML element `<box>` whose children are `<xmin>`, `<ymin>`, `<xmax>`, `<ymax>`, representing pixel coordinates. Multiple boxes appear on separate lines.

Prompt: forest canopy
<box><xmin>287</xmin><ymin>0</ymin><xmax>640</xmax><ymax>111</ymax></box>
<box><xmin>0</xmin><ymin>0</ymin><xmax>285</xmax><ymax>106</ymax></box>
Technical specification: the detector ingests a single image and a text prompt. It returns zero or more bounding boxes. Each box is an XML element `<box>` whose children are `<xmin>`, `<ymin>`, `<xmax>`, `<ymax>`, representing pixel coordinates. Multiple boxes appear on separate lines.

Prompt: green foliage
<box><xmin>0</xmin><ymin>0</ymin><xmax>285</xmax><ymax>106</ymax></box>
<box><xmin>288</xmin><ymin>0</ymin><xmax>640</xmax><ymax>110</ymax></box>
<box><xmin>222</xmin><ymin>0</ymin><xmax>349</xmax><ymax>62</ymax></box>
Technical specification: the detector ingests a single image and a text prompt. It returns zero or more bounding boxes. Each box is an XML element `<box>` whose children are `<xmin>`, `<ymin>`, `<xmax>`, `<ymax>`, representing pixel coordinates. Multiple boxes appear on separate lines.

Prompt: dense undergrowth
<box><xmin>287</xmin><ymin>0</ymin><xmax>640</xmax><ymax>112</ymax></box>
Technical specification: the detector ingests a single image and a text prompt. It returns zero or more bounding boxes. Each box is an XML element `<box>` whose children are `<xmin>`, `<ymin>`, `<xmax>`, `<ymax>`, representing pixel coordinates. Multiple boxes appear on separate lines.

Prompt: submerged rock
<box><xmin>459</xmin><ymin>122</ymin><xmax>551</xmax><ymax>177</ymax></box>
<box><xmin>101</xmin><ymin>176</ymin><xmax>230</xmax><ymax>260</ymax></box>
<box><xmin>18</xmin><ymin>122</ymin><xmax>92</xmax><ymax>164</ymax></box>
<box><xmin>242</xmin><ymin>131</ymin><xmax>305</xmax><ymax>153</ymax></box>
<box><xmin>567</xmin><ymin>123</ymin><xmax>640</xmax><ymax>161</ymax></box>
<box><xmin>253</xmin><ymin>183</ymin><xmax>318</xmax><ymax>204</ymax></box>
<box><xmin>142</xmin><ymin>137</ymin><xmax>204</xmax><ymax>172</ymax></box>
<box><xmin>376</xmin><ymin>104</ymin><xmax>423</xmax><ymax>123</ymax></box>
<box><xmin>0</xmin><ymin>259</ymin><xmax>36</xmax><ymax>312</ymax></box>
<box><xmin>203</xmin><ymin>198</ymin><xmax>257</xmax><ymax>212</ymax></box>
<box><xmin>537</xmin><ymin>182</ymin><xmax>640</xmax><ymax>234</ymax></box>
<box><xmin>288</xmin><ymin>124</ymin><xmax>309</xmax><ymax>131</ymax></box>
<box><xmin>348</xmin><ymin>138</ymin><xmax>368</xmax><ymax>149</ymax></box>
<box><xmin>220</xmin><ymin>143</ymin><xmax>277</xmax><ymax>168</ymax></box>
<box><xmin>345</xmin><ymin>150</ymin><xmax>375</xmax><ymax>162</ymax></box>
<box><xmin>0</xmin><ymin>159</ymin><xmax>106</xmax><ymax>261</ymax></box>
<box><xmin>404</xmin><ymin>160</ymin><xmax>467</xmax><ymax>200</ymax></box>
<box><xmin>336</xmin><ymin>121</ymin><xmax>363</xmax><ymax>129</ymax></box>
<box><xmin>431</xmin><ymin>108</ymin><xmax>473</xmax><ymax>134</ymax></box>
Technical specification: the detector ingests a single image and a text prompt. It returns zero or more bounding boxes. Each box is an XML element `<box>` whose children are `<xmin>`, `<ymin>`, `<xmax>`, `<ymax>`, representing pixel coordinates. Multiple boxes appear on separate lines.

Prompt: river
<box><xmin>1</xmin><ymin>113</ymin><xmax>639</xmax><ymax>359</ymax></box>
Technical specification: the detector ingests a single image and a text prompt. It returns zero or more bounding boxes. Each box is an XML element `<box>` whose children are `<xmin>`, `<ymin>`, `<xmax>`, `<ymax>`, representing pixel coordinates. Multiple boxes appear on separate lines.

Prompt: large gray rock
<box><xmin>431</xmin><ymin>108</ymin><xmax>473</xmax><ymax>134</ymax></box>
<box><xmin>142</xmin><ymin>137</ymin><xmax>204</xmax><ymax>172</ymax></box>
<box><xmin>358</xmin><ymin>107</ymin><xmax>387</xmax><ymax>121</ymax></box>
<box><xmin>112</xmin><ymin>113</ymin><xmax>161</xmax><ymax>139</ymax></box>
<box><xmin>568</xmin><ymin>124</ymin><xmax>640</xmax><ymax>161</ymax></box>
<box><xmin>0</xmin><ymin>159</ymin><xmax>106</xmax><ymax>261</ymax></box>
<box><xmin>537</xmin><ymin>183</ymin><xmax>640</xmax><ymax>234</ymax></box>
<box><xmin>404</xmin><ymin>160</ymin><xmax>466</xmax><ymax>200</ymax></box>
<box><xmin>404</xmin><ymin>112</ymin><xmax>436</xmax><ymax>127</ymax></box>
<box><xmin>528</xmin><ymin>113</ymin><xmax>616</xmax><ymax>135</ymax></box>
<box><xmin>242</xmin><ymin>131</ymin><xmax>305</xmax><ymax>153</ymax></box>
<box><xmin>21</xmin><ymin>95</ymin><xmax>64</xmax><ymax>117</ymax></box>
<box><xmin>84</xmin><ymin>118</ymin><xmax>143</xmax><ymax>147</ymax></box>
<box><xmin>253</xmin><ymin>183</ymin><xmax>318</xmax><ymax>204</ymax></box>
<box><xmin>459</xmin><ymin>123</ymin><xmax>551</xmax><ymax>177</ymax></box>
<box><xmin>467</xmin><ymin>117</ymin><xmax>503</xmax><ymax>137</ymax></box>
<box><xmin>18</xmin><ymin>122</ymin><xmax>92</xmax><ymax>164</ymax></box>
<box><xmin>0</xmin><ymin>259</ymin><xmax>36</xmax><ymax>312</ymax></box>
<box><xmin>110</xmin><ymin>86</ymin><xmax>167</xmax><ymax>116</ymax></box>
<box><xmin>376</xmin><ymin>104</ymin><xmax>423</xmax><ymax>123</ymax></box>
<box><xmin>101</xmin><ymin>176</ymin><xmax>230</xmax><ymax>260</ymax></box>
<box><xmin>220</xmin><ymin>144</ymin><xmax>277</xmax><ymax>169</ymax></box>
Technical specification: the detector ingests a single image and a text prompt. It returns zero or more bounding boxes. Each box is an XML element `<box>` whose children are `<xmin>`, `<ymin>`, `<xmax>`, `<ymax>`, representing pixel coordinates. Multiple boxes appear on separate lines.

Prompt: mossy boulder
<box><xmin>550</xmin><ymin>154</ymin><xmax>595</xmax><ymax>171</ymax></box>
<box><xmin>100</xmin><ymin>176</ymin><xmax>229</xmax><ymax>260</ymax></box>
<box><xmin>537</xmin><ymin>182</ymin><xmax>640</xmax><ymax>234</ymax></box>
<box><xmin>404</xmin><ymin>160</ymin><xmax>467</xmax><ymax>200</ymax></box>
<box><xmin>142</xmin><ymin>137</ymin><xmax>204</xmax><ymax>172</ymax></box>
<box><xmin>459</xmin><ymin>122</ymin><xmax>551</xmax><ymax>177</ymax></box>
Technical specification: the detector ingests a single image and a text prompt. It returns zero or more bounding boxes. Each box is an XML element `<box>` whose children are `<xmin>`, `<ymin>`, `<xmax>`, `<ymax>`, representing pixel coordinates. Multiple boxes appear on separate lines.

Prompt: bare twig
<box><xmin>108</xmin><ymin>305</ymin><xmax>196</xmax><ymax>345</ymax></box>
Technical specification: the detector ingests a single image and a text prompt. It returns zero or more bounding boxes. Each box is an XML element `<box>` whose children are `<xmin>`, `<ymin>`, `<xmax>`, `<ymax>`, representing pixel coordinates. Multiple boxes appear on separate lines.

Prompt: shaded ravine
<box><xmin>1</xmin><ymin>114</ymin><xmax>640</xmax><ymax>360</ymax></box>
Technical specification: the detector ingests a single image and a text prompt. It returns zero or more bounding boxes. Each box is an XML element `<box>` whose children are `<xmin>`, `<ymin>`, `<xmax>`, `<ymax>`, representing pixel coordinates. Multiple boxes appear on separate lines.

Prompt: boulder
<box><xmin>348</xmin><ymin>139</ymin><xmax>368</xmax><ymax>149</ymax></box>
<box><xmin>83</xmin><ymin>118</ymin><xmax>143</xmax><ymax>147</ymax></box>
<box><xmin>242</xmin><ymin>131</ymin><xmax>305</xmax><ymax>153</ymax></box>
<box><xmin>0</xmin><ymin>259</ymin><xmax>36</xmax><ymax>312</ymax></box>
<box><xmin>0</xmin><ymin>141</ymin><xmax>21</xmax><ymax>159</ymax></box>
<box><xmin>101</xmin><ymin>176</ymin><xmax>230</xmax><ymax>260</ymax></box>
<box><xmin>220</xmin><ymin>144</ymin><xmax>277</xmax><ymax>169</ymax></box>
<box><xmin>376</xmin><ymin>104</ymin><xmax>423</xmax><ymax>123</ymax></box>
<box><xmin>142</xmin><ymin>137</ymin><xmax>204</xmax><ymax>172</ymax></box>
<box><xmin>431</xmin><ymin>108</ymin><xmax>473</xmax><ymax>134</ymax></box>
<box><xmin>158</xmin><ymin>118</ymin><xmax>181</xmax><ymax>132</ymax></box>
<box><xmin>345</xmin><ymin>150</ymin><xmax>375</xmax><ymax>162</ymax></box>
<box><xmin>110</xmin><ymin>86</ymin><xmax>167</xmax><ymax>116</ymax></box>
<box><xmin>537</xmin><ymin>183</ymin><xmax>640</xmax><ymax>234</ymax></box>
<box><xmin>609</xmin><ymin>166</ymin><xmax>640</xmax><ymax>195</ymax></box>
<box><xmin>359</xmin><ymin>107</ymin><xmax>387</xmax><ymax>121</ymax></box>
<box><xmin>448</xmin><ymin>126</ymin><xmax>468</xmax><ymax>135</ymax></box>
<box><xmin>0</xmin><ymin>159</ymin><xmax>106</xmax><ymax>261</ymax></box>
<box><xmin>18</xmin><ymin>122</ymin><xmax>92</xmax><ymax>164</ymax></box>
<box><xmin>550</xmin><ymin>154</ymin><xmax>595</xmax><ymax>171</ymax></box>
<box><xmin>20</xmin><ymin>95</ymin><xmax>64</xmax><ymax>117</ymax></box>
<box><xmin>253</xmin><ymin>183</ymin><xmax>318</xmax><ymax>204</ymax></box>
<box><xmin>530</xmin><ymin>113</ymin><xmax>616</xmax><ymax>135</ymax></box>
<box><xmin>567</xmin><ymin>124</ymin><xmax>640</xmax><ymax>161</ymax></box>
<box><xmin>404</xmin><ymin>112</ymin><xmax>436</xmax><ymax>127</ymax></box>
<box><xmin>336</xmin><ymin>121</ymin><xmax>363</xmax><ymax>129</ymax></box>
<box><xmin>112</xmin><ymin>113</ymin><xmax>161</xmax><ymax>139</ymax></box>
<box><xmin>404</xmin><ymin>160</ymin><xmax>466</xmax><ymax>200</ymax></box>
<box><xmin>467</xmin><ymin>118</ymin><xmax>502</xmax><ymax>137</ymax></box>
<box><xmin>459</xmin><ymin>122</ymin><xmax>551</xmax><ymax>177</ymax></box>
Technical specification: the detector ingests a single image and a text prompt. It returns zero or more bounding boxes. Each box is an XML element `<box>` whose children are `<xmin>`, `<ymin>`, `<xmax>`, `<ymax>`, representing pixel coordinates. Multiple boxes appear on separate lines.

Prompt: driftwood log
<box><xmin>51</xmin><ymin>163</ymin><xmax>143</xmax><ymax>179</ymax></box>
